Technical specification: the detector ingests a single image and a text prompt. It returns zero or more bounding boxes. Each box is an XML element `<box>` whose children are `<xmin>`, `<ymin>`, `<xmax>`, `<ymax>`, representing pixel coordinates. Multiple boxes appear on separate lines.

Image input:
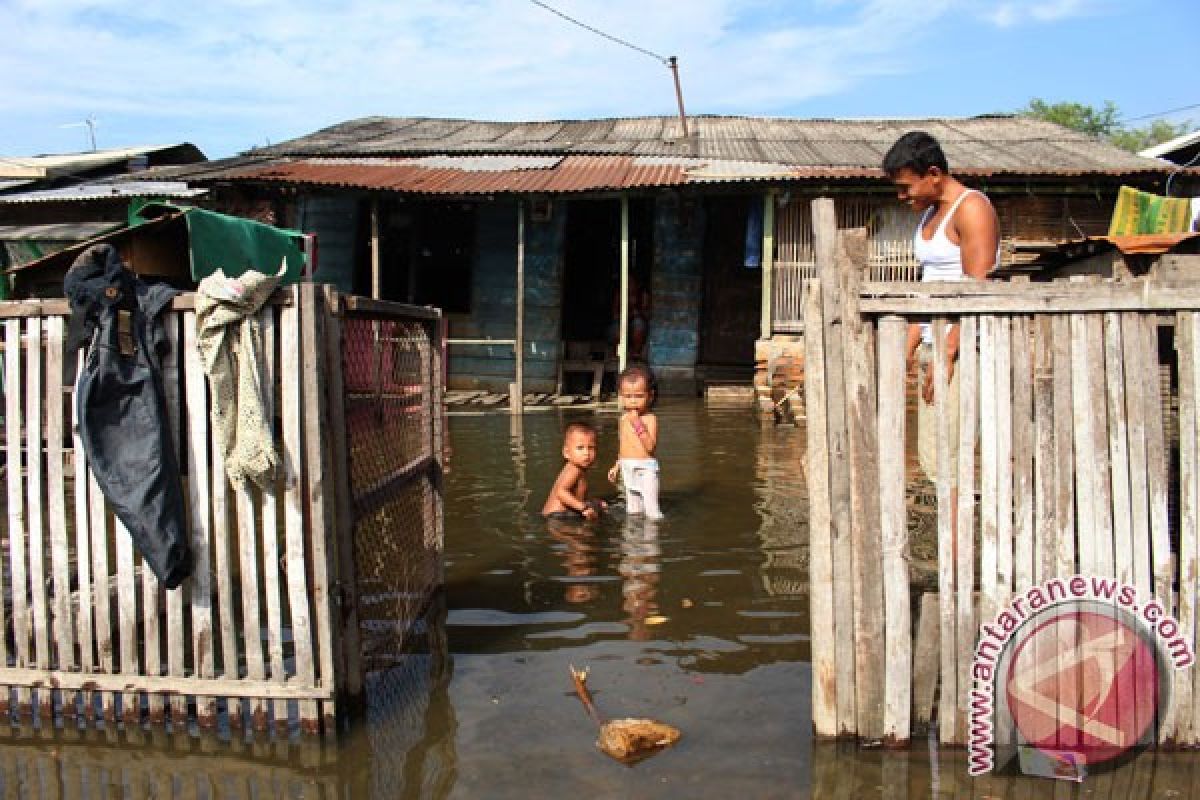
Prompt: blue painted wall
<box><xmin>446</xmin><ymin>200</ymin><xmax>565</xmax><ymax>392</ymax></box>
<box><xmin>648</xmin><ymin>194</ymin><xmax>705</xmax><ymax>393</ymax></box>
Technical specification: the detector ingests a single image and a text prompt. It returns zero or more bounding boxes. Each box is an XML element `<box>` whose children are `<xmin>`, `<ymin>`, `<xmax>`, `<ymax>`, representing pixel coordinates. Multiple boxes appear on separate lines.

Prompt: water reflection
<box><xmin>3</xmin><ymin>402</ymin><xmax>1199</xmax><ymax>797</ymax></box>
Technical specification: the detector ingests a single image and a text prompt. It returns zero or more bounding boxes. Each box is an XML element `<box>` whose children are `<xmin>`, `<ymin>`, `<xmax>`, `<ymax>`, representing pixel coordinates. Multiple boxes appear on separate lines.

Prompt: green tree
<box><xmin>1021</xmin><ymin>98</ymin><xmax>1192</xmax><ymax>153</ymax></box>
<box><xmin>1024</xmin><ymin>98</ymin><xmax>1122</xmax><ymax>137</ymax></box>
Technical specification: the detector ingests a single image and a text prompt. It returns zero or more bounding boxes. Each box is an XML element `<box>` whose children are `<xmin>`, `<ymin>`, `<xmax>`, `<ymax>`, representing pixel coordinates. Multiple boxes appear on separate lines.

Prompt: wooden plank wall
<box><xmin>804</xmin><ymin>203</ymin><xmax>1200</xmax><ymax>749</ymax></box>
<box><xmin>0</xmin><ymin>287</ymin><xmax>350</xmax><ymax>732</ymax></box>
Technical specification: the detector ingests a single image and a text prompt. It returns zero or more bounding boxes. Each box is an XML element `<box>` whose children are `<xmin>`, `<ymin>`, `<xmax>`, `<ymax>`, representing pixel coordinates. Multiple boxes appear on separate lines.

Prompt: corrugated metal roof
<box><xmin>0</xmin><ymin>144</ymin><xmax>205</xmax><ymax>179</ymax></box>
<box><xmin>0</xmin><ymin>179</ymin><xmax>34</xmax><ymax>193</ymax></box>
<box><xmin>0</xmin><ymin>180</ymin><xmax>207</xmax><ymax>204</ymax></box>
<box><xmin>233</xmin><ymin>155</ymin><xmax>688</xmax><ymax>194</ymax></box>
<box><xmin>156</xmin><ymin>115</ymin><xmax>1192</xmax><ymax>192</ymax></box>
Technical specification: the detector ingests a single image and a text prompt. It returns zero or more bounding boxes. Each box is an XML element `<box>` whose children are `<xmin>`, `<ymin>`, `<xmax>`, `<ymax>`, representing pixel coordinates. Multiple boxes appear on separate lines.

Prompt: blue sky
<box><xmin>1</xmin><ymin>0</ymin><xmax>1196</xmax><ymax>159</ymax></box>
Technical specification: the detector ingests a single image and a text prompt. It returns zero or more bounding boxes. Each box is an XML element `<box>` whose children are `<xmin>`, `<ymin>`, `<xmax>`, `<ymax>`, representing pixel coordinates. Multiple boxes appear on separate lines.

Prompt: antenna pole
<box><xmin>667</xmin><ymin>56</ymin><xmax>689</xmax><ymax>140</ymax></box>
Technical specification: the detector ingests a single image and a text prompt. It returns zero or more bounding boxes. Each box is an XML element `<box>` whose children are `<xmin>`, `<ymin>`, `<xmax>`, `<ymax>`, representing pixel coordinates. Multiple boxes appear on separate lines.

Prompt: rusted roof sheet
<box><xmin>231</xmin><ymin>155</ymin><xmax>689</xmax><ymax>194</ymax></box>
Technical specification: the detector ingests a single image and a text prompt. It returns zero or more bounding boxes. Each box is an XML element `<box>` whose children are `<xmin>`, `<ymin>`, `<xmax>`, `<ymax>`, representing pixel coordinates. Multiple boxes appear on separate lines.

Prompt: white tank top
<box><xmin>914</xmin><ymin>189</ymin><xmax>996</xmax><ymax>343</ymax></box>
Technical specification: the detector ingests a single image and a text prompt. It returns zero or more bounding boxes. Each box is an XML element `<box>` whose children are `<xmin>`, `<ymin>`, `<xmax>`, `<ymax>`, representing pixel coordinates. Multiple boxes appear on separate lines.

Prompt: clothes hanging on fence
<box><xmin>195</xmin><ymin>266</ymin><xmax>282</xmax><ymax>491</ymax></box>
<box><xmin>65</xmin><ymin>244</ymin><xmax>192</xmax><ymax>589</ymax></box>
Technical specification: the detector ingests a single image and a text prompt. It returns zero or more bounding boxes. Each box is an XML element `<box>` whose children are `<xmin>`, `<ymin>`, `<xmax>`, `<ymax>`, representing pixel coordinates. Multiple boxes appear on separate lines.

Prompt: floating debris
<box><xmin>569</xmin><ymin>665</ymin><xmax>681</xmax><ymax>764</ymax></box>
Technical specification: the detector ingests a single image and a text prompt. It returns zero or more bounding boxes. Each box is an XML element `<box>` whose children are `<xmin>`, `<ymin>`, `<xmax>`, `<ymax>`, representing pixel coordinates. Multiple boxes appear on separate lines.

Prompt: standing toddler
<box><xmin>607</xmin><ymin>365</ymin><xmax>663</xmax><ymax>519</ymax></box>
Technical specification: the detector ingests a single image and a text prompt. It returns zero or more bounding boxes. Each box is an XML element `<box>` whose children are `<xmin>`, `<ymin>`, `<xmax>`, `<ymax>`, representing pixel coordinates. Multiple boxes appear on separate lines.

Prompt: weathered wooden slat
<box><xmin>259</xmin><ymin>307</ymin><xmax>288</xmax><ymax>728</ymax></box>
<box><xmin>932</xmin><ymin>314</ymin><xmax>957</xmax><ymax>744</ymax></box>
<box><xmin>1141</xmin><ymin>316</ymin><xmax>1173</xmax><ymax>613</ymax></box>
<box><xmin>1086</xmin><ymin>313</ymin><xmax>1115</xmax><ymax>579</ymax></box>
<box><xmin>70</xmin><ymin>356</ymin><xmax>94</xmax><ymax>719</ymax></box>
<box><xmin>322</xmin><ymin>288</ymin><xmax>362</xmax><ymax>715</ymax></box>
<box><xmin>3</xmin><ymin>319</ymin><xmax>20</xmax><ymax>714</ymax></box>
<box><xmin>0</xmin><ymin>668</ymin><xmax>331</xmax><ymax>699</ymax></box>
<box><xmin>1177</xmin><ymin>312</ymin><xmax>1199</xmax><ymax>744</ymax></box>
<box><xmin>1069</xmin><ymin>313</ymin><xmax>1098</xmax><ymax>576</ymax></box>
<box><xmin>812</xmin><ymin>199</ymin><xmax>857</xmax><ymax>736</ymax></box>
<box><xmin>182</xmin><ymin>313</ymin><xmax>216</xmax><ymax>726</ymax></box>
<box><xmin>1121</xmin><ymin>312</ymin><xmax>1153</xmax><ymax>596</ymax></box>
<box><xmin>301</xmin><ymin>283</ymin><xmax>339</xmax><ymax>733</ymax></box>
<box><xmin>877</xmin><ymin>315</ymin><xmax>909</xmax><ymax>742</ymax></box>
<box><xmin>113</xmin><ymin>517</ymin><xmax>139</xmax><ymax>721</ymax></box>
<box><xmin>210</xmin><ymin>418</ymin><xmax>240</xmax><ymax>726</ymax></box>
<box><xmin>1051</xmin><ymin>314</ymin><xmax>1077</xmax><ymax>749</ymax></box>
<box><xmin>994</xmin><ymin>316</ymin><xmax>1013</xmax><ymax>606</ymax></box>
<box><xmin>9</xmin><ymin>319</ymin><xmax>33</xmax><ymax>715</ymax></box>
<box><xmin>803</xmin><ymin>281</ymin><xmax>838</xmax><ymax>737</ymax></box>
<box><xmin>1011</xmin><ymin>315</ymin><xmax>1035</xmax><ymax>593</ymax></box>
<box><xmin>281</xmin><ymin>298</ymin><xmax>319</xmax><ymax>730</ymax></box>
<box><xmin>45</xmin><ymin>317</ymin><xmax>76</xmax><ymax>715</ymax></box>
<box><xmin>859</xmin><ymin>280</ymin><xmax>1200</xmax><ymax>314</ymax></box>
<box><xmin>953</xmin><ymin>315</ymin><xmax>978</xmax><ymax>746</ymax></box>
<box><xmin>1032</xmin><ymin>316</ymin><xmax>1056</xmax><ymax>586</ymax></box>
<box><xmin>979</xmin><ymin>316</ymin><xmax>999</xmax><ymax>625</ymax></box>
<box><xmin>1105</xmin><ymin>313</ymin><xmax>1134</xmax><ymax>588</ymax></box>
<box><xmin>838</xmin><ymin>228</ymin><xmax>884</xmax><ymax>741</ymax></box>
<box><xmin>911</xmin><ymin>592</ymin><xmax>939</xmax><ymax>730</ymax></box>
<box><xmin>25</xmin><ymin>317</ymin><xmax>52</xmax><ymax>717</ymax></box>
<box><xmin>141</xmin><ymin>541</ymin><xmax>163</xmax><ymax>723</ymax></box>
<box><xmin>234</xmin><ymin>478</ymin><xmax>267</xmax><ymax>731</ymax></box>
<box><xmin>87</xmin><ymin>475</ymin><xmax>113</xmax><ymax>721</ymax></box>
<box><xmin>162</xmin><ymin>313</ymin><xmax>186</xmax><ymax>721</ymax></box>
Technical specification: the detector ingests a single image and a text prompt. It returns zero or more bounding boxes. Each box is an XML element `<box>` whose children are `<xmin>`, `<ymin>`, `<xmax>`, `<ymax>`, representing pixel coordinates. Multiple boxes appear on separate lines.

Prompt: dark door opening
<box><xmin>561</xmin><ymin>198</ymin><xmax>655</xmax><ymax>358</ymax></box>
<box><xmin>699</xmin><ymin>195</ymin><xmax>762</xmax><ymax>377</ymax></box>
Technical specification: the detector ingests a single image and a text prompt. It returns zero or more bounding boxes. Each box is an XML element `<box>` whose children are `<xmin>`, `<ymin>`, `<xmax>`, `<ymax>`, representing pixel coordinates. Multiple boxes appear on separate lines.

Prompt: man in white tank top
<box><xmin>883</xmin><ymin>131</ymin><xmax>1000</xmax><ymax>549</ymax></box>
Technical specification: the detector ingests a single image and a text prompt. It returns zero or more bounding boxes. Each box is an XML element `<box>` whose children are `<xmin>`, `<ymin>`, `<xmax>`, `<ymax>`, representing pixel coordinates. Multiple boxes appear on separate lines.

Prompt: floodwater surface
<box><xmin>5</xmin><ymin>401</ymin><xmax>1200</xmax><ymax>798</ymax></box>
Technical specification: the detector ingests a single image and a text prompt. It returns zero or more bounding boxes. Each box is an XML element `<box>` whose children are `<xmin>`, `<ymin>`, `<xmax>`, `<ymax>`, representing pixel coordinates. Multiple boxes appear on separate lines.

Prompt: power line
<box><xmin>529</xmin><ymin>0</ymin><xmax>669</xmax><ymax>65</ymax></box>
<box><xmin>1121</xmin><ymin>102</ymin><xmax>1200</xmax><ymax>124</ymax></box>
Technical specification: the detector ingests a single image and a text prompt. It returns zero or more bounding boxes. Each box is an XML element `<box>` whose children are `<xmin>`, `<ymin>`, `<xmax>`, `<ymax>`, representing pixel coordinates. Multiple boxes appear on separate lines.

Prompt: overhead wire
<box><xmin>529</xmin><ymin>0</ymin><xmax>670</xmax><ymax>65</ymax></box>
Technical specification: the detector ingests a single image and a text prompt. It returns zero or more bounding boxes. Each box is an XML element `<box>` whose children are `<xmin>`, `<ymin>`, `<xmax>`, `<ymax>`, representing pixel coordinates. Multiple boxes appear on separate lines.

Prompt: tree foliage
<box><xmin>1021</xmin><ymin>98</ymin><xmax>1192</xmax><ymax>153</ymax></box>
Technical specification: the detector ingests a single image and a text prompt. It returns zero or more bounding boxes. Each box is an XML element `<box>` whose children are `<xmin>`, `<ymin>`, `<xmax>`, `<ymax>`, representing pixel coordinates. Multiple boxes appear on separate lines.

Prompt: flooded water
<box><xmin>5</xmin><ymin>400</ymin><xmax>1200</xmax><ymax>798</ymax></box>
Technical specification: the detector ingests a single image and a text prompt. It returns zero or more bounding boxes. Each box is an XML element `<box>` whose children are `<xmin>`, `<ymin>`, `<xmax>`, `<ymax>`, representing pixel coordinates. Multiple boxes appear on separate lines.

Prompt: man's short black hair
<box><xmin>882</xmin><ymin>131</ymin><xmax>950</xmax><ymax>177</ymax></box>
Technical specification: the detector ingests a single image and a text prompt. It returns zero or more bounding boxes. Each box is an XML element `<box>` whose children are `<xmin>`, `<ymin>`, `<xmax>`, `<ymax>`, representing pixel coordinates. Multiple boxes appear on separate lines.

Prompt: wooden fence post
<box><xmin>877</xmin><ymin>315</ymin><xmax>910</xmax><ymax>742</ymax></box>
<box><xmin>811</xmin><ymin>197</ymin><xmax>857</xmax><ymax>735</ymax></box>
<box><xmin>803</xmin><ymin>281</ymin><xmax>838</xmax><ymax>738</ymax></box>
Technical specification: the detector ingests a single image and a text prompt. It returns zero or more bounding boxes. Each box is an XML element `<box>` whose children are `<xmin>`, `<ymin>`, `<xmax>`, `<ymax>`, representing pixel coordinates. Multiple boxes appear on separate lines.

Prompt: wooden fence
<box><xmin>803</xmin><ymin>196</ymin><xmax>1200</xmax><ymax>750</ymax></box>
<box><xmin>0</xmin><ymin>284</ymin><xmax>443</xmax><ymax>735</ymax></box>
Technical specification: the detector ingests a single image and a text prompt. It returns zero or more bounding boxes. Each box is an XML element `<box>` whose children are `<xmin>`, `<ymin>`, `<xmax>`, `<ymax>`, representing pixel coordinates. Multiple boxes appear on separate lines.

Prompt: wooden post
<box><xmin>837</xmin><ymin>227</ymin><xmax>884</xmax><ymax>741</ymax></box>
<box><xmin>878</xmin><ymin>315</ymin><xmax>910</xmax><ymax>743</ymax></box>
<box><xmin>932</xmin><ymin>313</ymin><xmax>957</xmax><ymax>744</ymax></box>
<box><xmin>812</xmin><ymin>197</ymin><xmax>856</xmax><ymax>735</ymax></box>
<box><xmin>511</xmin><ymin>200</ymin><xmax>525</xmax><ymax>414</ymax></box>
<box><xmin>1011</xmin><ymin>314</ymin><xmax>1034</xmax><ymax>595</ymax></box>
<box><xmin>370</xmin><ymin>200</ymin><xmax>381</xmax><ymax>300</ymax></box>
<box><xmin>803</xmin><ymin>281</ymin><xmax>837</xmax><ymax>738</ymax></box>
<box><xmin>1121</xmin><ymin>311</ymin><xmax>1152</xmax><ymax>596</ymax></box>
<box><xmin>1175</xmin><ymin>311</ymin><xmax>1198</xmax><ymax>743</ymax></box>
<box><xmin>1032</xmin><ymin>315</ymin><xmax>1056</xmax><ymax>586</ymax></box>
<box><xmin>760</xmin><ymin>191</ymin><xmax>775</xmax><ymax>340</ymax></box>
<box><xmin>953</xmin><ymin>315</ymin><xmax>978</xmax><ymax>746</ymax></box>
<box><xmin>618</xmin><ymin>195</ymin><xmax>630</xmax><ymax>373</ymax></box>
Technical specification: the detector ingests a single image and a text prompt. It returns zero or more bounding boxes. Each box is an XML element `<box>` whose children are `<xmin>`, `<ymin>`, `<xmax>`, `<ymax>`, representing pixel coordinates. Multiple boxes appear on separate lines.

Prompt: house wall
<box><xmin>296</xmin><ymin>194</ymin><xmax>360</xmax><ymax>292</ymax></box>
<box><xmin>446</xmin><ymin>200</ymin><xmax>564</xmax><ymax>393</ymax></box>
<box><xmin>648</xmin><ymin>194</ymin><xmax>705</xmax><ymax>395</ymax></box>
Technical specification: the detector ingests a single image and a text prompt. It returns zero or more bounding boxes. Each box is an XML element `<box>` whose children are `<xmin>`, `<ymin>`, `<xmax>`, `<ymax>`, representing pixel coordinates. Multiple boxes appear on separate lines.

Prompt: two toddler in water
<box><xmin>541</xmin><ymin>364</ymin><xmax>663</xmax><ymax>521</ymax></box>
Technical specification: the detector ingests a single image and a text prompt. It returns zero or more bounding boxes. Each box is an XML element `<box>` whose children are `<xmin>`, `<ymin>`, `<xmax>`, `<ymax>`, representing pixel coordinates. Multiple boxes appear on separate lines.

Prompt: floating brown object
<box><xmin>570</xmin><ymin>665</ymin><xmax>682</xmax><ymax>764</ymax></box>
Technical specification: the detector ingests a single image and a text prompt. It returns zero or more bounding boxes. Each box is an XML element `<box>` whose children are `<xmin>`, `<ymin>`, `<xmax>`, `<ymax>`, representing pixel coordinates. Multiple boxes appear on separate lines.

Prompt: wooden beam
<box><xmin>859</xmin><ymin>280</ymin><xmax>1200</xmax><ymax>314</ymax></box>
<box><xmin>0</xmin><ymin>669</ymin><xmax>333</xmax><ymax>700</ymax></box>
<box><xmin>512</xmin><ymin>199</ymin><xmax>525</xmax><ymax>414</ymax></box>
<box><xmin>761</xmin><ymin>191</ymin><xmax>776</xmax><ymax>339</ymax></box>
<box><xmin>619</xmin><ymin>194</ymin><xmax>630</xmax><ymax>373</ymax></box>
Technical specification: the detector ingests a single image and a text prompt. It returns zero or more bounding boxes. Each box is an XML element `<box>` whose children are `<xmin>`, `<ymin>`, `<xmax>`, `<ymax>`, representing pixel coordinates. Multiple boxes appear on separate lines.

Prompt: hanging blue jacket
<box><xmin>65</xmin><ymin>244</ymin><xmax>192</xmax><ymax>589</ymax></box>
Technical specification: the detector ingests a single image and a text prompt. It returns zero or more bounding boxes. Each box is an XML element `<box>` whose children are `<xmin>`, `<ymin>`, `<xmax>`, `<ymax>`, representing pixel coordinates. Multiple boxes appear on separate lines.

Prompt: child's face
<box><xmin>619</xmin><ymin>376</ymin><xmax>652</xmax><ymax>413</ymax></box>
<box><xmin>563</xmin><ymin>430</ymin><xmax>597</xmax><ymax>469</ymax></box>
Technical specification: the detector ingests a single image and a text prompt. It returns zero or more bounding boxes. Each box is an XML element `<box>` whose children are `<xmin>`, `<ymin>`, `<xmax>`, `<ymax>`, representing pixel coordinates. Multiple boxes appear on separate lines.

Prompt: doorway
<box><xmin>698</xmin><ymin>195</ymin><xmax>762</xmax><ymax>379</ymax></box>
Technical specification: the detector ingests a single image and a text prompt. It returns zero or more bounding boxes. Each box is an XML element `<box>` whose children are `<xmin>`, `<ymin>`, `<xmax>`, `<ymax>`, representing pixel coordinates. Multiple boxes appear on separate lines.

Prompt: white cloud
<box><xmin>982</xmin><ymin>0</ymin><xmax>1095</xmax><ymax>27</ymax></box>
<box><xmin>0</xmin><ymin>0</ymin><xmax>1113</xmax><ymax>157</ymax></box>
